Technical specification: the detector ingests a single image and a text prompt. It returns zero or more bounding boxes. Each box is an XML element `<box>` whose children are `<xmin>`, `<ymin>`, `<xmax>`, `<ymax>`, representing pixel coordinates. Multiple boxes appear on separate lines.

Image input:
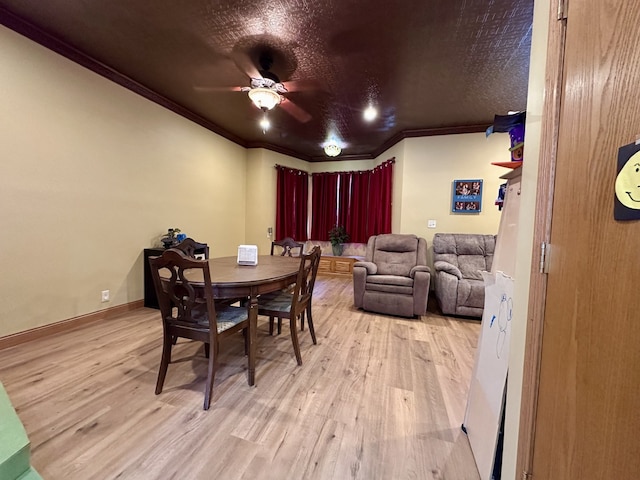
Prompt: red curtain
<box><xmin>304</xmin><ymin>159</ymin><xmax>394</xmax><ymax>242</ymax></box>
<box><xmin>337</xmin><ymin>172</ymin><xmax>352</xmax><ymax>230</ymax></box>
<box><xmin>275</xmin><ymin>166</ymin><xmax>309</xmax><ymax>241</ymax></box>
<box><xmin>345</xmin><ymin>171</ymin><xmax>371</xmax><ymax>243</ymax></box>
<box><xmin>366</xmin><ymin>159</ymin><xmax>394</xmax><ymax>238</ymax></box>
<box><xmin>310</xmin><ymin>172</ymin><xmax>339</xmax><ymax>241</ymax></box>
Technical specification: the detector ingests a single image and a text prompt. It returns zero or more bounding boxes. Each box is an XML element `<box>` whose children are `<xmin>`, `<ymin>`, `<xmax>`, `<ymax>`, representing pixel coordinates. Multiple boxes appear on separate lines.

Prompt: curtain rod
<box><xmin>310</xmin><ymin>157</ymin><xmax>395</xmax><ymax>175</ymax></box>
<box><xmin>274</xmin><ymin>164</ymin><xmax>309</xmax><ymax>175</ymax></box>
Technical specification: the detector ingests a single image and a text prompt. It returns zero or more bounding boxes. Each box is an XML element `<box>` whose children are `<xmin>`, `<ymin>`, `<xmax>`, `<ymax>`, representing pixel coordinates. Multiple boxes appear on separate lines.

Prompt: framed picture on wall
<box><xmin>451</xmin><ymin>179</ymin><xmax>483</xmax><ymax>213</ymax></box>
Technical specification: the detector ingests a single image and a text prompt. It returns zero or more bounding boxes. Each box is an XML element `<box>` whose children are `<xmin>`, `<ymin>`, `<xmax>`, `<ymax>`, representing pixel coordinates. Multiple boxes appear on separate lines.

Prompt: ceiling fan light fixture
<box><xmin>248</xmin><ymin>87</ymin><xmax>281</xmax><ymax>111</ymax></box>
<box><xmin>324</xmin><ymin>142</ymin><xmax>341</xmax><ymax>157</ymax></box>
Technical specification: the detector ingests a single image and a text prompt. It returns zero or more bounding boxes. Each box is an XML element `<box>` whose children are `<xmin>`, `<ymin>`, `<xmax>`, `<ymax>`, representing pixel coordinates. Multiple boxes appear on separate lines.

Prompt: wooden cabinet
<box><xmin>143</xmin><ymin>248</ymin><xmax>164</xmax><ymax>309</ymax></box>
<box><xmin>318</xmin><ymin>255</ymin><xmax>363</xmax><ymax>276</ymax></box>
<box><xmin>144</xmin><ymin>245</ymin><xmax>209</xmax><ymax>309</ymax></box>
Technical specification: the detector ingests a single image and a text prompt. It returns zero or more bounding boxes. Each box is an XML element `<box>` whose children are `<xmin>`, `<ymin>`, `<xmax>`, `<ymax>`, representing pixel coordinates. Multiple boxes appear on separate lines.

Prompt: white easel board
<box><xmin>491</xmin><ymin>169</ymin><xmax>521</xmax><ymax>278</ymax></box>
<box><xmin>463</xmin><ymin>271</ymin><xmax>514</xmax><ymax>480</ymax></box>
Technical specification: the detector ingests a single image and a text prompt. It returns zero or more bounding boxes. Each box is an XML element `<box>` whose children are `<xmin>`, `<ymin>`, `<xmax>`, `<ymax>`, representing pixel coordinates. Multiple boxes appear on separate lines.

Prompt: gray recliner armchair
<box><xmin>432</xmin><ymin>233</ymin><xmax>495</xmax><ymax>318</ymax></box>
<box><xmin>353</xmin><ymin>234</ymin><xmax>431</xmax><ymax>317</ymax></box>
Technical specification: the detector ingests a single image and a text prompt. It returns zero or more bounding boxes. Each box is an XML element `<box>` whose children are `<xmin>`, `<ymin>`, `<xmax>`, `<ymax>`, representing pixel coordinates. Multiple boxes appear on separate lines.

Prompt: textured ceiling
<box><xmin>0</xmin><ymin>0</ymin><xmax>534</xmax><ymax>162</ymax></box>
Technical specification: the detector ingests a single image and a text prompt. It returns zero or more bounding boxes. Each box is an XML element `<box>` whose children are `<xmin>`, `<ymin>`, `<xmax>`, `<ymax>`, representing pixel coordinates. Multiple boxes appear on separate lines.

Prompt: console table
<box><xmin>318</xmin><ymin>255</ymin><xmax>363</xmax><ymax>276</ymax></box>
<box><xmin>143</xmin><ymin>248</ymin><xmax>164</xmax><ymax>309</ymax></box>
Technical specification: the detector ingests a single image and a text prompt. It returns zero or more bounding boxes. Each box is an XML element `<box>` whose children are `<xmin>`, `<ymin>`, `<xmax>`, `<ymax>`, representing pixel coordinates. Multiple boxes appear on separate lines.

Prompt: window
<box><xmin>309</xmin><ymin>159</ymin><xmax>394</xmax><ymax>242</ymax></box>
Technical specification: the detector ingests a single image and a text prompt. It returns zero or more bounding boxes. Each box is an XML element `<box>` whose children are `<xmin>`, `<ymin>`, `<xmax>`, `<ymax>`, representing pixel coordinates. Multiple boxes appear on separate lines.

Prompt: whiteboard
<box><xmin>463</xmin><ymin>271</ymin><xmax>514</xmax><ymax>480</ymax></box>
<box><xmin>492</xmin><ymin>170</ymin><xmax>522</xmax><ymax>278</ymax></box>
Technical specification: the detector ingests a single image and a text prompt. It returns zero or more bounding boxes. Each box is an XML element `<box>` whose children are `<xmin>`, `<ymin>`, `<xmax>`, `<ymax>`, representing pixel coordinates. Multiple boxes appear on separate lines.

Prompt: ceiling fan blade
<box><xmin>193</xmin><ymin>85</ymin><xmax>243</xmax><ymax>93</ymax></box>
<box><xmin>232</xmin><ymin>50</ymin><xmax>262</xmax><ymax>80</ymax></box>
<box><xmin>280</xmin><ymin>98</ymin><xmax>312</xmax><ymax>123</ymax></box>
<box><xmin>282</xmin><ymin>79</ymin><xmax>323</xmax><ymax>92</ymax></box>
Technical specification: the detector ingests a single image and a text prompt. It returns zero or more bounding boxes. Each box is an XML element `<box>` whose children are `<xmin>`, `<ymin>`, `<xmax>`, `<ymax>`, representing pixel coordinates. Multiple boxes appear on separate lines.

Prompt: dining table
<box><xmin>165</xmin><ymin>254</ymin><xmax>301</xmax><ymax>386</ymax></box>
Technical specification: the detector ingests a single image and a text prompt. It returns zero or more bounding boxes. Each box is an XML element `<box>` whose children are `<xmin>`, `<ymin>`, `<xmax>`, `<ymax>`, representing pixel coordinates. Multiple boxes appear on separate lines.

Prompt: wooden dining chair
<box><xmin>257</xmin><ymin>246</ymin><xmax>321</xmax><ymax>365</ymax></box>
<box><xmin>148</xmin><ymin>248</ymin><xmax>249</xmax><ymax>410</ymax></box>
<box><xmin>268</xmin><ymin>237</ymin><xmax>305</xmax><ymax>334</ymax></box>
<box><xmin>167</xmin><ymin>238</ymin><xmax>216</xmax><ymax>345</ymax></box>
<box><xmin>270</xmin><ymin>237</ymin><xmax>304</xmax><ymax>257</ymax></box>
<box><xmin>174</xmin><ymin>237</ymin><xmax>243</xmax><ymax>311</ymax></box>
<box><xmin>173</xmin><ymin>237</ymin><xmax>209</xmax><ymax>259</ymax></box>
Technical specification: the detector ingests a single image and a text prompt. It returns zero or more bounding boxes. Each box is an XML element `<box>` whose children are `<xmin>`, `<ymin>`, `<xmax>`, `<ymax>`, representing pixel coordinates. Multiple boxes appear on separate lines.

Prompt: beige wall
<box><xmin>501</xmin><ymin>0</ymin><xmax>550</xmax><ymax>477</ymax></box>
<box><xmin>0</xmin><ymin>26</ymin><xmax>247</xmax><ymax>337</ymax></box>
<box><xmin>244</xmin><ymin>149</ymin><xmax>308</xmax><ymax>254</ymax></box>
<box><xmin>397</xmin><ymin>133</ymin><xmax>509</xmax><ymax>247</ymax></box>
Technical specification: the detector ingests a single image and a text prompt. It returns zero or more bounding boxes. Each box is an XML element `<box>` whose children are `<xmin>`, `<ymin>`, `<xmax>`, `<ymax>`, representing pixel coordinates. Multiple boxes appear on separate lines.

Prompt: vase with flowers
<box><xmin>328</xmin><ymin>225</ymin><xmax>349</xmax><ymax>256</ymax></box>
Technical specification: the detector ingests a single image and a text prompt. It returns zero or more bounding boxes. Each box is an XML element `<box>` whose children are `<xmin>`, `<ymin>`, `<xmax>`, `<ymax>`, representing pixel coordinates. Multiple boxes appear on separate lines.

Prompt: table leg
<box><xmin>248</xmin><ymin>293</ymin><xmax>257</xmax><ymax>386</ymax></box>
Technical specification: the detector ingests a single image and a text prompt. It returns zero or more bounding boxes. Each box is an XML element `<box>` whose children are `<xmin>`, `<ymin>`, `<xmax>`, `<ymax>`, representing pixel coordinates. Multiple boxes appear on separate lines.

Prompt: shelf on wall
<box><xmin>491</xmin><ymin>161</ymin><xmax>523</xmax><ymax>169</ymax></box>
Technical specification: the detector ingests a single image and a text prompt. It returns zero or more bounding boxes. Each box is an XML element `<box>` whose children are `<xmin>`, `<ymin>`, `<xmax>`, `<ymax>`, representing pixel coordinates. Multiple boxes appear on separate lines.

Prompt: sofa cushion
<box><xmin>457</xmin><ymin>278</ymin><xmax>485</xmax><ymax>309</ymax></box>
<box><xmin>459</xmin><ymin>256</ymin><xmax>487</xmax><ymax>280</ymax></box>
<box><xmin>366</xmin><ymin>275</ymin><xmax>414</xmax><ymax>287</ymax></box>
<box><xmin>366</xmin><ymin>274</ymin><xmax>414</xmax><ymax>295</ymax></box>
<box><xmin>365</xmin><ymin>283</ymin><xmax>414</xmax><ymax>295</ymax></box>
<box><xmin>371</xmin><ymin>234</ymin><xmax>419</xmax><ymax>276</ymax></box>
<box><xmin>433</xmin><ymin>233</ymin><xmax>495</xmax><ymax>272</ymax></box>
<box><xmin>374</xmin><ymin>234</ymin><xmax>418</xmax><ymax>252</ymax></box>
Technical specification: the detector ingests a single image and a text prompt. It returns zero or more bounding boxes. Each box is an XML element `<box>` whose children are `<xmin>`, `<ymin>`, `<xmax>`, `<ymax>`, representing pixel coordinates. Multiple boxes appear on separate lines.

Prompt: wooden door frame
<box><xmin>515</xmin><ymin>0</ymin><xmax>567</xmax><ymax>477</ymax></box>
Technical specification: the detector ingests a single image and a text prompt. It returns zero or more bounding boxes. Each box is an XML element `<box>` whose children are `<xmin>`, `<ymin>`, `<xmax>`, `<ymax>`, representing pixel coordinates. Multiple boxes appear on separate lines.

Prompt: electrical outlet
<box><xmin>101</xmin><ymin>290</ymin><xmax>110</xmax><ymax>302</ymax></box>
<box><xmin>427</xmin><ymin>219</ymin><xmax>437</xmax><ymax>228</ymax></box>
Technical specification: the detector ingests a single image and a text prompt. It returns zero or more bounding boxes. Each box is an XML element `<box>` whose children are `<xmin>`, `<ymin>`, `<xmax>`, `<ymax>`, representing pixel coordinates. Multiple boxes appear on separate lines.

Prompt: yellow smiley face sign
<box><xmin>615</xmin><ymin>151</ymin><xmax>640</xmax><ymax>209</ymax></box>
<box><xmin>615</xmin><ymin>144</ymin><xmax>640</xmax><ymax>220</ymax></box>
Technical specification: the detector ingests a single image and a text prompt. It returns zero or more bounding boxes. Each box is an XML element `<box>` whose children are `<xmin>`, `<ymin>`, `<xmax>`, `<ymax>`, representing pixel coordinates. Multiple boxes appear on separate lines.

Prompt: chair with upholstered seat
<box><xmin>174</xmin><ymin>237</ymin><xmax>243</xmax><ymax>308</ymax></box>
<box><xmin>268</xmin><ymin>237</ymin><xmax>309</xmax><ymax>335</ymax></box>
<box><xmin>271</xmin><ymin>237</ymin><xmax>304</xmax><ymax>257</ymax></box>
<box><xmin>353</xmin><ymin>233</ymin><xmax>431</xmax><ymax>318</ymax></box>
<box><xmin>257</xmin><ymin>246</ymin><xmax>321</xmax><ymax>365</ymax></box>
<box><xmin>432</xmin><ymin>233</ymin><xmax>495</xmax><ymax>318</ymax></box>
<box><xmin>148</xmin><ymin>248</ymin><xmax>249</xmax><ymax>410</ymax></box>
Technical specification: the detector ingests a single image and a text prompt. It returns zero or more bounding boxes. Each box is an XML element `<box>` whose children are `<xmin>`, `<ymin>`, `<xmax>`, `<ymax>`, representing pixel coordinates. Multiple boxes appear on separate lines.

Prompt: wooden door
<box><xmin>531</xmin><ymin>1</ymin><xmax>640</xmax><ymax>478</ymax></box>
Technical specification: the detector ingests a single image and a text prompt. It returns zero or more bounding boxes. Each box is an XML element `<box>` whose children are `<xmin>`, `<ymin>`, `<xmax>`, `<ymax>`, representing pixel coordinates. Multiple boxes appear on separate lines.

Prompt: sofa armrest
<box><xmin>353</xmin><ymin>265</ymin><xmax>369</xmax><ymax>308</ymax></box>
<box><xmin>410</xmin><ymin>265</ymin><xmax>431</xmax><ymax>278</ymax></box>
<box><xmin>434</xmin><ymin>261</ymin><xmax>462</xmax><ymax>279</ymax></box>
<box><xmin>354</xmin><ymin>261</ymin><xmax>377</xmax><ymax>275</ymax></box>
<box><xmin>412</xmin><ymin>269</ymin><xmax>431</xmax><ymax>315</ymax></box>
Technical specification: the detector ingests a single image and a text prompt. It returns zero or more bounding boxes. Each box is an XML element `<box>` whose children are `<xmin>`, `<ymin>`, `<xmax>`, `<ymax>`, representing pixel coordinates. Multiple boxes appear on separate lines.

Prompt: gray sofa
<box><xmin>432</xmin><ymin>233</ymin><xmax>496</xmax><ymax>318</ymax></box>
<box><xmin>353</xmin><ymin>234</ymin><xmax>431</xmax><ymax>318</ymax></box>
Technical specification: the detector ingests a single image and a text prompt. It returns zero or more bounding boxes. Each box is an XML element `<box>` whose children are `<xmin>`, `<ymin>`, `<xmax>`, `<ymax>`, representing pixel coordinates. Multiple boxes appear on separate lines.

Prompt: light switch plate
<box><xmin>427</xmin><ymin>219</ymin><xmax>437</xmax><ymax>228</ymax></box>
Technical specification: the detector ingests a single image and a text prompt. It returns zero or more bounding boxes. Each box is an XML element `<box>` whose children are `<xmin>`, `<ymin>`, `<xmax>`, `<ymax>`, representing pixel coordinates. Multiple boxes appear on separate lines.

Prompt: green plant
<box><xmin>328</xmin><ymin>225</ymin><xmax>349</xmax><ymax>246</ymax></box>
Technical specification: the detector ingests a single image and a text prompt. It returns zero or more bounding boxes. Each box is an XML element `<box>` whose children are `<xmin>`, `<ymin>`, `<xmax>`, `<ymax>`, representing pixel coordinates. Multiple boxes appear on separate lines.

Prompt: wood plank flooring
<box><xmin>0</xmin><ymin>277</ymin><xmax>481</xmax><ymax>480</ymax></box>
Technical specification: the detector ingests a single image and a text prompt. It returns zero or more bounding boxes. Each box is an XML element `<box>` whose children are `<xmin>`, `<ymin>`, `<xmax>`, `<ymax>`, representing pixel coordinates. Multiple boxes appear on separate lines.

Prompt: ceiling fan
<box><xmin>240</xmin><ymin>53</ymin><xmax>288</xmax><ymax>111</ymax></box>
<box><xmin>237</xmin><ymin>50</ymin><xmax>312</xmax><ymax>123</ymax></box>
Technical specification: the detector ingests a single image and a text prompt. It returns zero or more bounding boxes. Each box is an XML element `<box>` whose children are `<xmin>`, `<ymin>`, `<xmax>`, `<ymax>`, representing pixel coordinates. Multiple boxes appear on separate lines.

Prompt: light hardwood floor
<box><xmin>0</xmin><ymin>277</ymin><xmax>481</xmax><ymax>479</ymax></box>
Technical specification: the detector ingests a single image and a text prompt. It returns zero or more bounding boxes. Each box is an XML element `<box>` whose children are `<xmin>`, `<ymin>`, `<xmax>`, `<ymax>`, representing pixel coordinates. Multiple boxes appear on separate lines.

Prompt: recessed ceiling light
<box><xmin>363</xmin><ymin>105</ymin><xmax>378</xmax><ymax>122</ymax></box>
